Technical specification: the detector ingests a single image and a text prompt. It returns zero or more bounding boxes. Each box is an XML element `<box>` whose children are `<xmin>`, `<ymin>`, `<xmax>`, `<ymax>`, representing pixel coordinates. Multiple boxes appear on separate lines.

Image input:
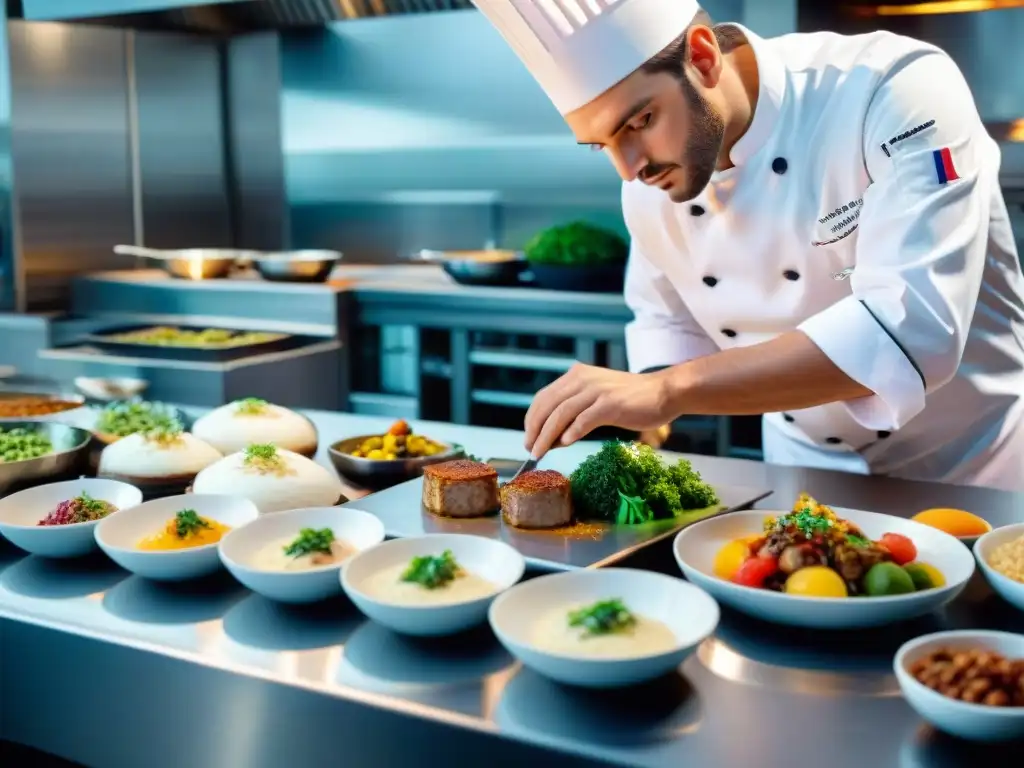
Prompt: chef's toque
<box><xmin>472</xmin><ymin>0</ymin><xmax>703</xmax><ymax>114</ymax></box>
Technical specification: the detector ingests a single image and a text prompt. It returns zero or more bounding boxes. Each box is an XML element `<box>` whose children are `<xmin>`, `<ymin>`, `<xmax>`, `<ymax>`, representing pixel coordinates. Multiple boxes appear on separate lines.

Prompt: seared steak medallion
<box><xmin>422</xmin><ymin>459</ymin><xmax>499</xmax><ymax>517</ymax></box>
<box><xmin>501</xmin><ymin>469</ymin><xmax>572</xmax><ymax>529</ymax></box>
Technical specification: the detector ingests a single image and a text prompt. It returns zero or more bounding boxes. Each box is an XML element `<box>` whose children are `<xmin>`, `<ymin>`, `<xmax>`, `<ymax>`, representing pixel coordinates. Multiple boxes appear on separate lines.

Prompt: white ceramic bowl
<box><xmin>974</xmin><ymin>523</ymin><xmax>1024</xmax><ymax>611</ymax></box>
<box><xmin>674</xmin><ymin>508</ymin><xmax>975</xmax><ymax>629</ymax></box>
<box><xmin>219</xmin><ymin>506</ymin><xmax>385</xmax><ymax>603</ymax></box>
<box><xmin>341</xmin><ymin>534</ymin><xmax>525</xmax><ymax>637</ymax></box>
<box><xmin>0</xmin><ymin>478</ymin><xmax>142</xmax><ymax>558</ymax></box>
<box><xmin>95</xmin><ymin>494</ymin><xmax>259</xmax><ymax>581</ymax></box>
<box><xmin>489</xmin><ymin>568</ymin><xmax>718</xmax><ymax>689</ymax></box>
<box><xmin>895</xmin><ymin>630</ymin><xmax>1024</xmax><ymax>742</ymax></box>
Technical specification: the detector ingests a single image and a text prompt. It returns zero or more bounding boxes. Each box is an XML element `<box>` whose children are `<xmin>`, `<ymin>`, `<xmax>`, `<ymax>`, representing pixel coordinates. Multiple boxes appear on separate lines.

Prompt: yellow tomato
<box><xmin>784</xmin><ymin>566</ymin><xmax>849</xmax><ymax>598</ymax></box>
<box><xmin>912</xmin><ymin>508</ymin><xmax>991</xmax><ymax>538</ymax></box>
<box><xmin>713</xmin><ymin>539</ymin><xmax>752</xmax><ymax>581</ymax></box>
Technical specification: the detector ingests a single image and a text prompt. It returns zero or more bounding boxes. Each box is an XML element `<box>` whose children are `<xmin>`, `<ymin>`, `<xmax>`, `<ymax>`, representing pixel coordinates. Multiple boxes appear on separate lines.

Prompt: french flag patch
<box><xmin>933</xmin><ymin>147</ymin><xmax>960</xmax><ymax>184</ymax></box>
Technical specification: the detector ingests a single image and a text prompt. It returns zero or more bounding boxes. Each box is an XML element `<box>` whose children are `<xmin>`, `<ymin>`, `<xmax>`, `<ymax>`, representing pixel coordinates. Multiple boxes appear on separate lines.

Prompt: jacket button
<box><xmin>721</xmin><ymin>328</ymin><xmax>737</xmax><ymax>338</ymax></box>
<box><xmin>825</xmin><ymin>436</ymin><xmax>842</xmax><ymax>445</ymax></box>
<box><xmin>690</xmin><ymin>204</ymin><xmax>705</xmax><ymax>216</ymax></box>
<box><xmin>702</xmin><ymin>275</ymin><xmax>718</xmax><ymax>287</ymax></box>
<box><xmin>772</xmin><ymin>157</ymin><xmax>788</xmax><ymax>174</ymax></box>
<box><xmin>877</xmin><ymin>430</ymin><xmax>891</xmax><ymax>439</ymax></box>
<box><xmin>782</xmin><ymin>413</ymin><xmax>795</xmax><ymax>423</ymax></box>
<box><xmin>783</xmin><ymin>269</ymin><xmax>800</xmax><ymax>281</ymax></box>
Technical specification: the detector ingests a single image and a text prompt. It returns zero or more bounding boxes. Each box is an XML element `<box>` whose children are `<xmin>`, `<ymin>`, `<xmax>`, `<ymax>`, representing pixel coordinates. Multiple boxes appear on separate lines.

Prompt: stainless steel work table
<box><xmin>2</xmin><ymin>410</ymin><xmax>1024</xmax><ymax>767</ymax></box>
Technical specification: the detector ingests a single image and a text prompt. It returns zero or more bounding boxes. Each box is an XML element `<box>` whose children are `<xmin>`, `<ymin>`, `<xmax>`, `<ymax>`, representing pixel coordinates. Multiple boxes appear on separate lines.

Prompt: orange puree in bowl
<box><xmin>911</xmin><ymin>508</ymin><xmax>991</xmax><ymax>538</ymax></box>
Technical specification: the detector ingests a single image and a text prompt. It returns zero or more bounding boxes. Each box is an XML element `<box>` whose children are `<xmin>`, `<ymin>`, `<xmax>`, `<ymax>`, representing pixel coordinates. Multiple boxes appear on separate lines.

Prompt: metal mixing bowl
<box><xmin>414</xmin><ymin>249</ymin><xmax>531</xmax><ymax>287</ymax></box>
<box><xmin>328</xmin><ymin>435</ymin><xmax>463</xmax><ymax>489</ymax></box>
<box><xmin>0</xmin><ymin>421</ymin><xmax>92</xmax><ymax>495</ymax></box>
<box><xmin>251</xmin><ymin>250</ymin><xmax>343</xmax><ymax>283</ymax></box>
<box><xmin>114</xmin><ymin>245</ymin><xmax>261</xmax><ymax>280</ymax></box>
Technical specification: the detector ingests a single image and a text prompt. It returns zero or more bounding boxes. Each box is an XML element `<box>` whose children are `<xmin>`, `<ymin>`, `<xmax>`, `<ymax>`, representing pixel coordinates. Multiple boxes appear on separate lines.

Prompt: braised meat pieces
<box><xmin>501</xmin><ymin>469</ymin><xmax>573</xmax><ymax>529</ymax></box>
<box><xmin>422</xmin><ymin>459</ymin><xmax>499</xmax><ymax>517</ymax></box>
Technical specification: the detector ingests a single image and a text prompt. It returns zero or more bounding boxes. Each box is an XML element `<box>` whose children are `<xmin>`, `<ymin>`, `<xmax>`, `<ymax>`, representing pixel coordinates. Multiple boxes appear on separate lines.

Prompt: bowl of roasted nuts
<box><xmin>894</xmin><ymin>630</ymin><xmax>1024</xmax><ymax>742</ymax></box>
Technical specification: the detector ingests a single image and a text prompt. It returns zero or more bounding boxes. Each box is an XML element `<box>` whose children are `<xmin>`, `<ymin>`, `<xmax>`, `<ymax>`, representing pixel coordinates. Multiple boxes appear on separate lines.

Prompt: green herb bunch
<box><xmin>174</xmin><ymin>509</ymin><xmax>211</xmax><ymax>539</ymax></box>
<box><xmin>284</xmin><ymin>527</ymin><xmax>335</xmax><ymax>558</ymax></box>
<box><xmin>569</xmin><ymin>440</ymin><xmax>719</xmax><ymax>525</ymax></box>
<box><xmin>400</xmin><ymin>550</ymin><xmax>462</xmax><ymax>590</ymax></box>
<box><xmin>568</xmin><ymin>598</ymin><xmax>636</xmax><ymax>637</ymax></box>
<box><xmin>523</xmin><ymin>221</ymin><xmax>628</xmax><ymax>267</ymax></box>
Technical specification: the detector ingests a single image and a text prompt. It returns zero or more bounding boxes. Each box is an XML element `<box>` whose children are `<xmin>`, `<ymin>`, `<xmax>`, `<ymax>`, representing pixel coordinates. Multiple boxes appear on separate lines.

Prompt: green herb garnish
<box><xmin>284</xmin><ymin>527</ymin><xmax>335</xmax><ymax>558</ymax></box>
<box><xmin>235</xmin><ymin>397</ymin><xmax>268</xmax><ymax>416</ymax></box>
<box><xmin>769</xmin><ymin>507</ymin><xmax>837</xmax><ymax>539</ymax></box>
<box><xmin>143</xmin><ymin>425</ymin><xmax>184</xmax><ymax>446</ymax></box>
<box><xmin>568</xmin><ymin>598</ymin><xmax>637</xmax><ymax>637</ymax></box>
<box><xmin>74</xmin><ymin>492</ymin><xmax>110</xmax><ymax>520</ymax></box>
<box><xmin>174</xmin><ymin>509</ymin><xmax>211</xmax><ymax>539</ymax></box>
<box><xmin>400</xmin><ymin>550</ymin><xmax>462</xmax><ymax>590</ymax></box>
<box><xmin>615</xmin><ymin>472</ymin><xmax>655</xmax><ymax>525</ymax></box>
<box><xmin>570</xmin><ymin>441</ymin><xmax>719</xmax><ymax>524</ymax></box>
<box><xmin>243</xmin><ymin>442</ymin><xmax>285</xmax><ymax>473</ymax></box>
<box><xmin>845</xmin><ymin>533</ymin><xmax>871</xmax><ymax>548</ymax></box>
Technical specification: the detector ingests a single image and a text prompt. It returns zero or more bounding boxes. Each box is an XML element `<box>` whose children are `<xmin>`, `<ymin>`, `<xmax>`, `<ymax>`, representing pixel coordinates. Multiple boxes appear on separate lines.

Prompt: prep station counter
<box><xmin>3</xmin><ymin>410</ymin><xmax>1024</xmax><ymax>768</ymax></box>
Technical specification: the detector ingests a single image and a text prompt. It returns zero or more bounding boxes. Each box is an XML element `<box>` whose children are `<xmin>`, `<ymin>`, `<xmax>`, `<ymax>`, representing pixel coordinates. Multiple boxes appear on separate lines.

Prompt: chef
<box><xmin>472</xmin><ymin>0</ymin><xmax>1024</xmax><ymax>491</ymax></box>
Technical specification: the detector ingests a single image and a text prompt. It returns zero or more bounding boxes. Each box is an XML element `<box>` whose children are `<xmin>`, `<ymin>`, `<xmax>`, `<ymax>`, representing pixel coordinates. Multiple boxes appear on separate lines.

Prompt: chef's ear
<box><xmin>686</xmin><ymin>25</ymin><xmax>722</xmax><ymax>87</ymax></box>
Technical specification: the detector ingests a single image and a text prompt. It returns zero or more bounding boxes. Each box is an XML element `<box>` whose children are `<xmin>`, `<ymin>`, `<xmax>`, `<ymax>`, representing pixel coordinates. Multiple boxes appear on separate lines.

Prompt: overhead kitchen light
<box><xmin>847</xmin><ymin>0</ymin><xmax>1024</xmax><ymax>16</ymax></box>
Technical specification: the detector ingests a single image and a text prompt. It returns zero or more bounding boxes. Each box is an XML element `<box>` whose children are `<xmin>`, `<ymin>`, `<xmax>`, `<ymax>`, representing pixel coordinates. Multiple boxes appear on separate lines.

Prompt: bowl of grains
<box><xmin>974</xmin><ymin>524</ymin><xmax>1024</xmax><ymax>612</ymax></box>
<box><xmin>894</xmin><ymin>630</ymin><xmax>1024</xmax><ymax>742</ymax></box>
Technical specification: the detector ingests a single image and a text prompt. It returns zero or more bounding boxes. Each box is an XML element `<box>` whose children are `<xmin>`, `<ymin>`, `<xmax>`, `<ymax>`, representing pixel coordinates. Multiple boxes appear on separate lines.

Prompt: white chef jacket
<box><xmin>622</xmin><ymin>25</ymin><xmax>1024</xmax><ymax>492</ymax></box>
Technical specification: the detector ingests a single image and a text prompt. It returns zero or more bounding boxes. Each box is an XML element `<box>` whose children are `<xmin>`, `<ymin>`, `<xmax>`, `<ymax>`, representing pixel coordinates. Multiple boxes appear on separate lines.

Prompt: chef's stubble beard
<box><xmin>670</xmin><ymin>77</ymin><xmax>726</xmax><ymax>203</ymax></box>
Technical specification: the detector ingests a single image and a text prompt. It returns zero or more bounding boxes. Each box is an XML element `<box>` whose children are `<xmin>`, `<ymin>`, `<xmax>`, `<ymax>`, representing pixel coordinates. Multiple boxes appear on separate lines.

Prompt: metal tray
<box><xmin>82</xmin><ymin>325</ymin><xmax>296</xmax><ymax>362</ymax></box>
<box><xmin>343</xmin><ymin>465</ymin><xmax>772</xmax><ymax>572</ymax></box>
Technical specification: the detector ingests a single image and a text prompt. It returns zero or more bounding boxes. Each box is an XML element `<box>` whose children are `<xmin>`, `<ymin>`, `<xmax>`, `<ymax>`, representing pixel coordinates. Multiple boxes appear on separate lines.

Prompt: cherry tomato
<box><xmin>880</xmin><ymin>533</ymin><xmax>917</xmax><ymax>565</ymax></box>
<box><xmin>732</xmin><ymin>556</ymin><xmax>779</xmax><ymax>589</ymax></box>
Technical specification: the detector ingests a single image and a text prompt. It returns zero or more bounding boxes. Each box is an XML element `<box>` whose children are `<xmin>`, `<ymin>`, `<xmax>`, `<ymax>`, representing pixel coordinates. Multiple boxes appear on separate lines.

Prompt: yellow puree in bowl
<box><xmin>137</xmin><ymin>510</ymin><xmax>231</xmax><ymax>551</ymax></box>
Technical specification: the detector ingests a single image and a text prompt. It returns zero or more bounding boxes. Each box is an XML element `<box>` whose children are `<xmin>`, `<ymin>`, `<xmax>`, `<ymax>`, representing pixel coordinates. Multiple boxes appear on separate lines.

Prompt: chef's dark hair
<box><xmin>641</xmin><ymin>11</ymin><xmax>746</xmax><ymax>78</ymax></box>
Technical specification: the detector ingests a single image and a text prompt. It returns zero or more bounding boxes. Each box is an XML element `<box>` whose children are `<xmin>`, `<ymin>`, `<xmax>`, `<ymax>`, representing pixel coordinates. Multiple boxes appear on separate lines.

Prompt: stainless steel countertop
<box><xmin>75</xmin><ymin>266</ymin><xmax>632</xmax><ymax>308</ymax></box>
<box><xmin>3</xmin><ymin>409</ymin><xmax>1024</xmax><ymax>767</ymax></box>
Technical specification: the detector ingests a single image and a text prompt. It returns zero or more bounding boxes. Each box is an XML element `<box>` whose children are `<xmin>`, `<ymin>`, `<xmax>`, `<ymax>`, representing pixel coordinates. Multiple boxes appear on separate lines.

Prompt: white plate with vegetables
<box><xmin>219</xmin><ymin>506</ymin><xmax>385</xmax><ymax>603</ymax></box>
<box><xmin>346</xmin><ymin>440</ymin><xmax>772</xmax><ymax>571</ymax></box>
<box><xmin>489</xmin><ymin>568</ymin><xmax>719</xmax><ymax>689</ymax></box>
<box><xmin>341</xmin><ymin>533</ymin><xmax>525</xmax><ymax>636</ymax></box>
<box><xmin>0</xmin><ymin>478</ymin><xmax>142</xmax><ymax>558</ymax></box>
<box><xmin>674</xmin><ymin>495</ymin><xmax>975</xmax><ymax>629</ymax></box>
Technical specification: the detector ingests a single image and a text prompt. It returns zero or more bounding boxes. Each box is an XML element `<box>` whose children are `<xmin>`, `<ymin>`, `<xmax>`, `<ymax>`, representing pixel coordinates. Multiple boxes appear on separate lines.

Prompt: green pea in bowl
<box><xmin>0</xmin><ymin>421</ymin><xmax>92</xmax><ymax>497</ymax></box>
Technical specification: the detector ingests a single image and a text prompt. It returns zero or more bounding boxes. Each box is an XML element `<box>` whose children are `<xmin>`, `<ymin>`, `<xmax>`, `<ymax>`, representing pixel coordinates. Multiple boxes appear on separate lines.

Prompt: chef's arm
<box><xmin>665</xmin><ymin>52</ymin><xmax>991</xmax><ymax>427</ymax></box>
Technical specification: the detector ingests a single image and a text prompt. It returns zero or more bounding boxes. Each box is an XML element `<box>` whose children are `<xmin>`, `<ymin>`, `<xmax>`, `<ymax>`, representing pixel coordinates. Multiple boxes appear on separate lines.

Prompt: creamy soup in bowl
<box><xmin>218</xmin><ymin>506</ymin><xmax>385</xmax><ymax>603</ymax></box>
<box><xmin>341</xmin><ymin>533</ymin><xmax>525</xmax><ymax>636</ymax></box>
<box><xmin>488</xmin><ymin>568</ymin><xmax>720</xmax><ymax>688</ymax></box>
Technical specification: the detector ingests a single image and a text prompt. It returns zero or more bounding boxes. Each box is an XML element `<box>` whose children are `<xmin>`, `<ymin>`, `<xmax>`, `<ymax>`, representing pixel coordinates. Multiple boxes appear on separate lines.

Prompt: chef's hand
<box><xmin>524</xmin><ymin>363</ymin><xmax>674</xmax><ymax>458</ymax></box>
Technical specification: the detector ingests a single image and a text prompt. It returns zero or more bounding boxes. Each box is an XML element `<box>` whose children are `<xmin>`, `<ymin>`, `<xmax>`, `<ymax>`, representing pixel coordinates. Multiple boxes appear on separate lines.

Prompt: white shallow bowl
<box><xmin>95</xmin><ymin>494</ymin><xmax>259</xmax><ymax>581</ymax></box>
<box><xmin>974</xmin><ymin>524</ymin><xmax>1024</xmax><ymax>612</ymax></box>
<box><xmin>219</xmin><ymin>506</ymin><xmax>385</xmax><ymax>603</ymax></box>
<box><xmin>0</xmin><ymin>478</ymin><xmax>143</xmax><ymax>558</ymax></box>
<box><xmin>489</xmin><ymin>568</ymin><xmax>718</xmax><ymax>689</ymax></box>
<box><xmin>895</xmin><ymin>630</ymin><xmax>1024</xmax><ymax>742</ymax></box>
<box><xmin>341</xmin><ymin>534</ymin><xmax>525</xmax><ymax>637</ymax></box>
<box><xmin>674</xmin><ymin>508</ymin><xmax>975</xmax><ymax>629</ymax></box>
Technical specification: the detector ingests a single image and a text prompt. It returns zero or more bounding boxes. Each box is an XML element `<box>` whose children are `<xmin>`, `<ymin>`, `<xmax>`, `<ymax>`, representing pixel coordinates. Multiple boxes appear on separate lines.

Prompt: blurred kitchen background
<box><xmin>0</xmin><ymin>0</ymin><xmax>1021</xmax><ymax>460</ymax></box>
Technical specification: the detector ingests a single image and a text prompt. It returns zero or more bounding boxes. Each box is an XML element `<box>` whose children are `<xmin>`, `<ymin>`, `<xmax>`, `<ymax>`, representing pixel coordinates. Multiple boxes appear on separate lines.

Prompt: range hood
<box><xmin>18</xmin><ymin>0</ymin><xmax>476</xmax><ymax>31</ymax></box>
